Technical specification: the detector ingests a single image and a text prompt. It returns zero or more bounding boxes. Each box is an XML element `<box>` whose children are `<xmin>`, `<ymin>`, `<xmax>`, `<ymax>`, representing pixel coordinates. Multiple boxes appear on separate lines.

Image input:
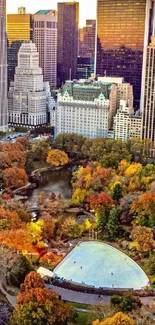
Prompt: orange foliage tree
<box><xmin>93</xmin><ymin>312</ymin><xmax>134</xmax><ymax>325</ymax></box>
<box><xmin>0</xmin><ymin>206</ymin><xmax>21</xmax><ymax>230</ymax></box>
<box><xmin>0</xmin><ymin>228</ymin><xmax>38</xmax><ymax>253</ymax></box>
<box><xmin>47</xmin><ymin>149</ymin><xmax>69</xmax><ymax>167</ymax></box>
<box><xmin>9</xmin><ymin>272</ymin><xmax>74</xmax><ymax>325</ymax></box>
<box><xmin>3</xmin><ymin>167</ymin><xmax>28</xmax><ymax>188</ymax></box>
<box><xmin>130</xmin><ymin>226</ymin><xmax>155</xmax><ymax>253</ymax></box>
<box><xmin>131</xmin><ymin>193</ymin><xmax>155</xmax><ymax>219</ymax></box>
<box><xmin>86</xmin><ymin>192</ymin><xmax>115</xmax><ymax>215</ymax></box>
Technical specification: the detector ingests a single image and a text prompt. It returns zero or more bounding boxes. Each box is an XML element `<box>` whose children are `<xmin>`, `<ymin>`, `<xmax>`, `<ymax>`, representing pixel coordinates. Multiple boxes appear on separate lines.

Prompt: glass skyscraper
<box><xmin>0</xmin><ymin>0</ymin><xmax>7</xmax><ymax>131</ymax></box>
<box><xmin>96</xmin><ymin>0</ymin><xmax>154</xmax><ymax>108</ymax></box>
<box><xmin>57</xmin><ymin>2</ymin><xmax>79</xmax><ymax>87</ymax></box>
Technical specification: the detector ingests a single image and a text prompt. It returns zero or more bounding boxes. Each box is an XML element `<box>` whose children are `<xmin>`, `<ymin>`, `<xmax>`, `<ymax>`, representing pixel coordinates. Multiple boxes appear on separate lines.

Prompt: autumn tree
<box><xmin>53</xmin><ymin>133</ymin><xmax>86</xmax><ymax>154</ymax></box>
<box><xmin>20</xmin><ymin>271</ymin><xmax>44</xmax><ymax>291</ymax></box>
<box><xmin>47</xmin><ymin>149</ymin><xmax>69</xmax><ymax>167</ymax></box>
<box><xmin>86</xmin><ymin>192</ymin><xmax>114</xmax><ymax>215</ymax></box>
<box><xmin>16</xmin><ymin>137</ymin><xmax>31</xmax><ymax>150</ymax></box>
<box><xmin>3</xmin><ymin>167</ymin><xmax>28</xmax><ymax>188</ymax></box>
<box><xmin>130</xmin><ymin>226</ymin><xmax>155</xmax><ymax>253</ymax></box>
<box><xmin>92</xmin><ymin>312</ymin><xmax>134</xmax><ymax>325</ymax></box>
<box><xmin>32</xmin><ymin>140</ymin><xmax>51</xmax><ymax>161</ymax></box>
<box><xmin>131</xmin><ymin>193</ymin><xmax>155</xmax><ymax>227</ymax></box>
<box><xmin>9</xmin><ymin>272</ymin><xmax>74</xmax><ymax>325</ymax></box>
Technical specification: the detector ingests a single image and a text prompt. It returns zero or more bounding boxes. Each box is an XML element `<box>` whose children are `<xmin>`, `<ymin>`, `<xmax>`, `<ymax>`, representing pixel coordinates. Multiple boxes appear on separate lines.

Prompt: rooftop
<box><xmin>35</xmin><ymin>10</ymin><xmax>51</xmax><ymax>15</ymax></box>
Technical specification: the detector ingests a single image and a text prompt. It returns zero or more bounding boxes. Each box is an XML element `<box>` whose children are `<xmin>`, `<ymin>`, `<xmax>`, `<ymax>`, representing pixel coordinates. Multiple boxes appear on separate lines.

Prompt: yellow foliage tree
<box><xmin>71</xmin><ymin>188</ymin><xmax>87</xmax><ymax>205</ymax></box>
<box><xmin>47</xmin><ymin>149</ymin><xmax>69</xmax><ymax>167</ymax></box>
<box><xmin>83</xmin><ymin>218</ymin><xmax>92</xmax><ymax>231</ymax></box>
<box><xmin>92</xmin><ymin>312</ymin><xmax>134</xmax><ymax>325</ymax></box>
<box><xmin>124</xmin><ymin>163</ymin><xmax>142</xmax><ymax>178</ymax></box>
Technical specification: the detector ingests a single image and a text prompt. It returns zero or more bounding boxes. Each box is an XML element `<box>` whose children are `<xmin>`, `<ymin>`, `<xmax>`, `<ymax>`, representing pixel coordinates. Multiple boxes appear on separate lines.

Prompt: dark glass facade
<box><xmin>7</xmin><ymin>13</ymin><xmax>34</xmax><ymax>88</ymax></box>
<box><xmin>96</xmin><ymin>0</ymin><xmax>147</xmax><ymax>108</ymax></box>
<box><xmin>57</xmin><ymin>2</ymin><xmax>79</xmax><ymax>87</ymax></box>
<box><xmin>77</xmin><ymin>57</ymin><xmax>94</xmax><ymax>79</ymax></box>
<box><xmin>79</xmin><ymin>20</ymin><xmax>96</xmax><ymax>58</ymax></box>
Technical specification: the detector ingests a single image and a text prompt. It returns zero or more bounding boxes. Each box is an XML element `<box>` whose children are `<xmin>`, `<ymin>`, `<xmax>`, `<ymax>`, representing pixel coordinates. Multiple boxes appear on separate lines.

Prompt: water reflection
<box><xmin>28</xmin><ymin>169</ymin><xmax>72</xmax><ymax>208</ymax></box>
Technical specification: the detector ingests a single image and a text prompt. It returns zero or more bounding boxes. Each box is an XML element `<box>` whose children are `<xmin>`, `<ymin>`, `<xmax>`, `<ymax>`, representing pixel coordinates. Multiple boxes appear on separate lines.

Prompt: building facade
<box><xmin>56</xmin><ymin>91</ymin><xmax>109</xmax><ymax>138</ymax></box>
<box><xmin>77</xmin><ymin>57</ymin><xmax>94</xmax><ymax>79</ymax></box>
<box><xmin>8</xmin><ymin>41</ymin><xmax>47</xmax><ymax>127</ymax></box>
<box><xmin>0</xmin><ymin>0</ymin><xmax>8</xmax><ymax>131</ymax></box>
<box><xmin>142</xmin><ymin>36</ymin><xmax>155</xmax><ymax>143</ymax></box>
<box><xmin>34</xmin><ymin>10</ymin><xmax>57</xmax><ymax>89</ymax></box>
<box><xmin>114</xmin><ymin>100</ymin><xmax>142</xmax><ymax>142</ymax></box>
<box><xmin>79</xmin><ymin>20</ymin><xmax>96</xmax><ymax>58</ymax></box>
<box><xmin>7</xmin><ymin>8</ymin><xmax>34</xmax><ymax>88</ymax></box>
<box><xmin>96</xmin><ymin>0</ymin><xmax>155</xmax><ymax>108</ymax></box>
<box><xmin>57</xmin><ymin>2</ymin><xmax>79</xmax><ymax>87</ymax></box>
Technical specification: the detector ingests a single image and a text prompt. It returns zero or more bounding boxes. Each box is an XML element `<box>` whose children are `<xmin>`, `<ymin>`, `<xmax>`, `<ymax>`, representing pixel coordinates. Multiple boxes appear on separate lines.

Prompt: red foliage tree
<box><xmin>86</xmin><ymin>192</ymin><xmax>115</xmax><ymax>214</ymax></box>
<box><xmin>3</xmin><ymin>167</ymin><xmax>28</xmax><ymax>188</ymax></box>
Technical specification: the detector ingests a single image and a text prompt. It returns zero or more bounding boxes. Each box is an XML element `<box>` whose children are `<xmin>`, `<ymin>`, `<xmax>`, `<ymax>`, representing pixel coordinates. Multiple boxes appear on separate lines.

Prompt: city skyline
<box><xmin>7</xmin><ymin>0</ymin><xmax>96</xmax><ymax>27</ymax></box>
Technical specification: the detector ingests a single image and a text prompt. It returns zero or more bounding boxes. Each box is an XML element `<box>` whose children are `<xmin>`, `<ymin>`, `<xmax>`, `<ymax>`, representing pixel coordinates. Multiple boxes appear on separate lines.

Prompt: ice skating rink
<box><xmin>54</xmin><ymin>241</ymin><xmax>149</xmax><ymax>290</ymax></box>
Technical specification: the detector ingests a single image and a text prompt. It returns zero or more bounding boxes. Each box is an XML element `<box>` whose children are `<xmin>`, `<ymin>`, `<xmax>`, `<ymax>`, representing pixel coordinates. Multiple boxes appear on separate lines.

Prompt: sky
<box><xmin>7</xmin><ymin>0</ymin><xmax>96</xmax><ymax>27</ymax></box>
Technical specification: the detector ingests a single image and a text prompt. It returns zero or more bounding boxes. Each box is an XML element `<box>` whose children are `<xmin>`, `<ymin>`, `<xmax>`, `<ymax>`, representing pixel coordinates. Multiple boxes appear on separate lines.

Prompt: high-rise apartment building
<box><xmin>142</xmin><ymin>36</ymin><xmax>155</xmax><ymax>143</ymax></box>
<box><xmin>96</xmin><ymin>0</ymin><xmax>155</xmax><ymax>108</ymax></box>
<box><xmin>7</xmin><ymin>8</ymin><xmax>34</xmax><ymax>88</ymax></box>
<box><xmin>114</xmin><ymin>100</ymin><xmax>142</xmax><ymax>142</ymax></box>
<box><xmin>0</xmin><ymin>0</ymin><xmax>8</xmax><ymax>131</ymax></box>
<box><xmin>34</xmin><ymin>10</ymin><xmax>57</xmax><ymax>89</ymax></box>
<box><xmin>57</xmin><ymin>2</ymin><xmax>79</xmax><ymax>87</ymax></box>
<box><xmin>79</xmin><ymin>20</ymin><xmax>96</xmax><ymax>58</ymax></box>
<box><xmin>8</xmin><ymin>41</ymin><xmax>47</xmax><ymax>126</ymax></box>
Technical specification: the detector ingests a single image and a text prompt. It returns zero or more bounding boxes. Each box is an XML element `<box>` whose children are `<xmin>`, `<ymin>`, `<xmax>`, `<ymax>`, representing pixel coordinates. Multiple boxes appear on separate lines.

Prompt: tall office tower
<box><xmin>57</xmin><ymin>2</ymin><xmax>79</xmax><ymax>87</ymax></box>
<box><xmin>8</xmin><ymin>41</ymin><xmax>47</xmax><ymax>126</ymax></box>
<box><xmin>0</xmin><ymin>0</ymin><xmax>8</xmax><ymax>131</ymax></box>
<box><xmin>142</xmin><ymin>36</ymin><xmax>155</xmax><ymax>142</ymax></box>
<box><xmin>79</xmin><ymin>20</ymin><xmax>96</xmax><ymax>58</ymax></box>
<box><xmin>96</xmin><ymin>0</ymin><xmax>155</xmax><ymax>108</ymax></box>
<box><xmin>7</xmin><ymin>8</ymin><xmax>34</xmax><ymax>88</ymax></box>
<box><xmin>34</xmin><ymin>10</ymin><xmax>57</xmax><ymax>89</ymax></box>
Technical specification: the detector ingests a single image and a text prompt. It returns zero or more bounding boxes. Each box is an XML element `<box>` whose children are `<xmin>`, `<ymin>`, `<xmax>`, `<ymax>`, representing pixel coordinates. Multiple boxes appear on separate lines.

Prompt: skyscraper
<box><xmin>34</xmin><ymin>10</ymin><xmax>57</xmax><ymax>89</ymax></box>
<box><xmin>8</xmin><ymin>41</ymin><xmax>47</xmax><ymax>126</ymax></box>
<box><xmin>57</xmin><ymin>2</ymin><xmax>79</xmax><ymax>87</ymax></box>
<box><xmin>142</xmin><ymin>36</ymin><xmax>155</xmax><ymax>142</ymax></box>
<box><xmin>7</xmin><ymin>8</ymin><xmax>34</xmax><ymax>88</ymax></box>
<box><xmin>96</xmin><ymin>0</ymin><xmax>154</xmax><ymax>108</ymax></box>
<box><xmin>0</xmin><ymin>0</ymin><xmax>7</xmax><ymax>131</ymax></box>
<box><xmin>79</xmin><ymin>20</ymin><xmax>96</xmax><ymax>58</ymax></box>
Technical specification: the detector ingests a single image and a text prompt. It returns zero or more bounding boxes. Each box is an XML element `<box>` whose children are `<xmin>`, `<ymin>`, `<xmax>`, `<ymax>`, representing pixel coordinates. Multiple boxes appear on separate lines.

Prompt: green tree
<box><xmin>112</xmin><ymin>183</ymin><xmax>123</xmax><ymax>202</ymax></box>
<box><xmin>107</xmin><ymin>207</ymin><xmax>119</xmax><ymax>238</ymax></box>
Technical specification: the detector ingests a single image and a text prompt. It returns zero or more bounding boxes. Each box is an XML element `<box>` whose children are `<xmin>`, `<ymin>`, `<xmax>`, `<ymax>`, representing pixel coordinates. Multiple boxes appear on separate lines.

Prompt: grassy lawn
<box><xmin>70</xmin><ymin>302</ymin><xmax>91</xmax><ymax>310</ymax></box>
<box><xmin>76</xmin><ymin>311</ymin><xmax>89</xmax><ymax>325</ymax></box>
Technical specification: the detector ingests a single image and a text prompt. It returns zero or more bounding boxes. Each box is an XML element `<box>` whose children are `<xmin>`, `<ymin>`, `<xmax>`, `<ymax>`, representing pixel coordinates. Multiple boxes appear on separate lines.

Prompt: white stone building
<box><xmin>98</xmin><ymin>77</ymin><xmax>133</xmax><ymax>129</ymax></box>
<box><xmin>142</xmin><ymin>36</ymin><xmax>155</xmax><ymax>143</ymax></box>
<box><xmin>55</xmin><ymin>91</ymin><xmax>109</xmax><ymax>138</ymax></box>
<box><xmin>8</xmin><ymin>41</ymin><xmax>47</xmax><ymax>126</ymax></box>
<box><xmin>114</xmin><ymin>100</ymin><xmax>142</xmax><ymax>142</ymax></box>
<box><xmin>34</xmin><ymin>10</ymin><xmax>57</xmax><ymax>89</ymax></box>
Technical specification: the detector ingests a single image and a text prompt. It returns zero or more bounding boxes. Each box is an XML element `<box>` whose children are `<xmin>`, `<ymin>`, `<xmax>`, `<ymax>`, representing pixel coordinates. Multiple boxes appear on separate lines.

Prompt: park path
<box><xmin>0</xmin><ymin>280</ymin><xmax>17</xmax><ymax>307</ymax></box>
<box><xmin>49</xmin><ymin>284</ymin><xmax>155</xmax><ymax>308</ymax></box>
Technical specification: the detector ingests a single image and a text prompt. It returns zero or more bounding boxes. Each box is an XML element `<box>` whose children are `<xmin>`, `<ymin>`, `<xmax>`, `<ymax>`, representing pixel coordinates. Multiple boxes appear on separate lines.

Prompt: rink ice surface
<box><xmin>54</xmin><ymin>241</ymin><xmax>149</xmax><ymax>290</ymax></box>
